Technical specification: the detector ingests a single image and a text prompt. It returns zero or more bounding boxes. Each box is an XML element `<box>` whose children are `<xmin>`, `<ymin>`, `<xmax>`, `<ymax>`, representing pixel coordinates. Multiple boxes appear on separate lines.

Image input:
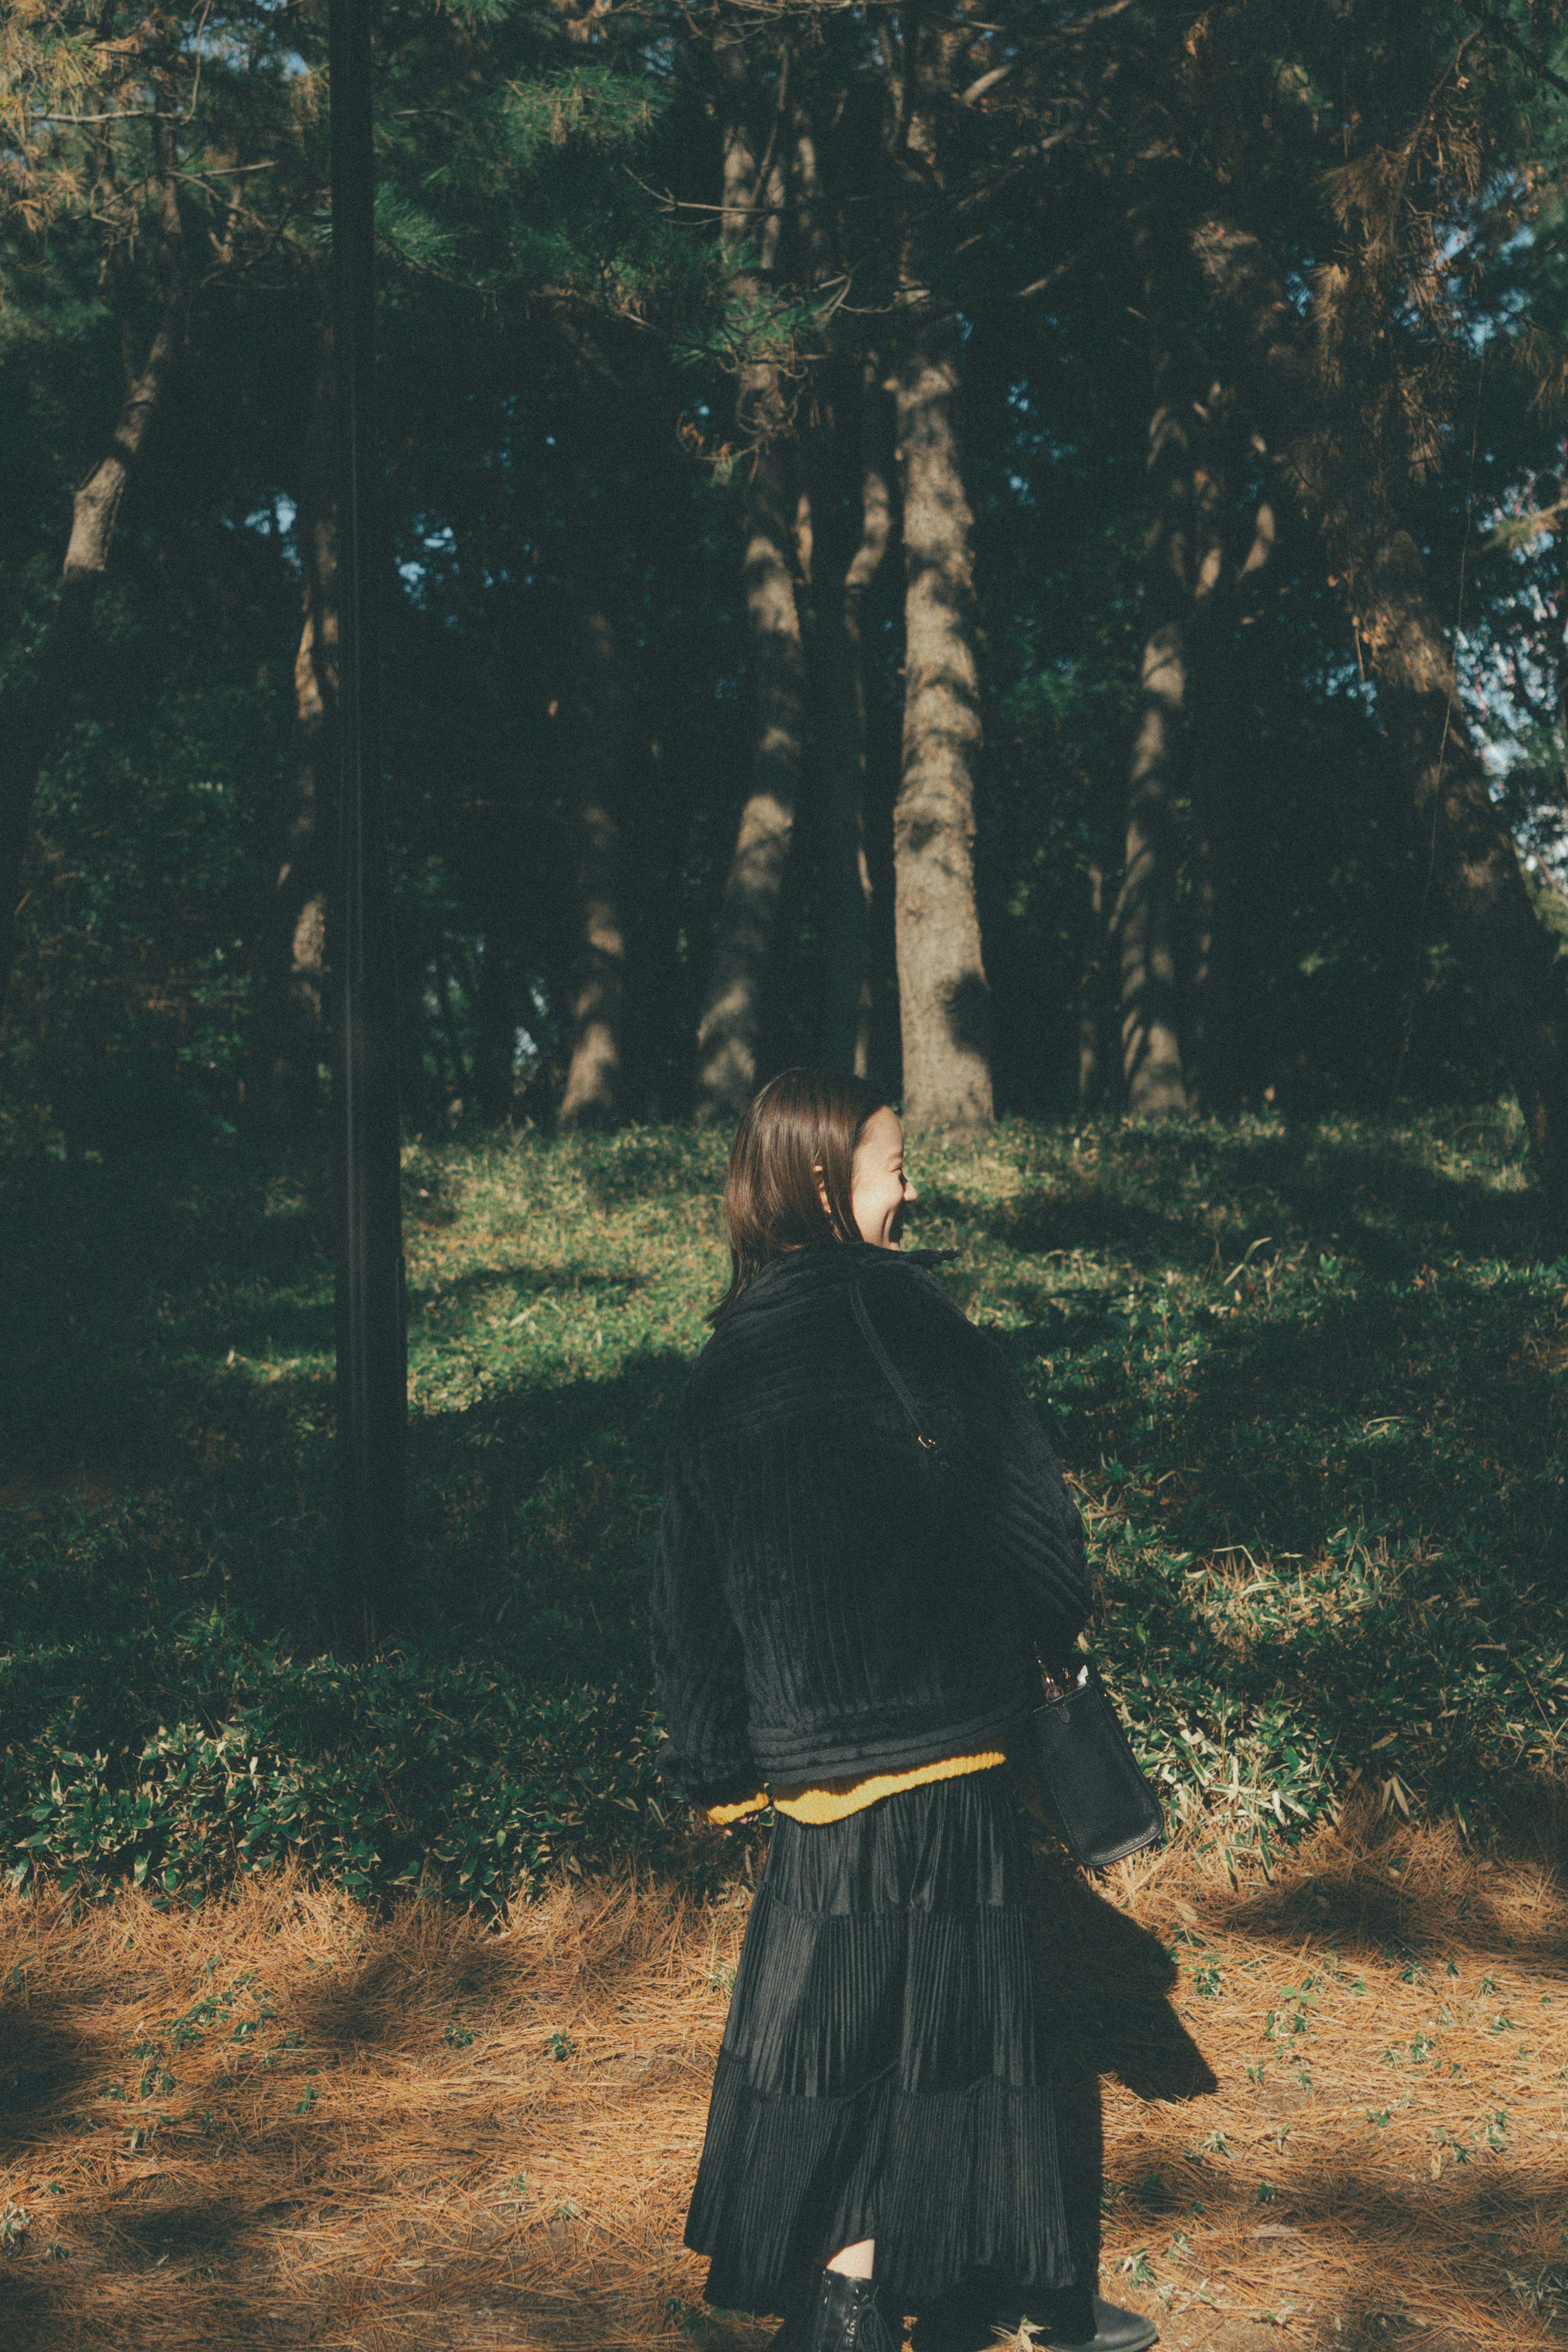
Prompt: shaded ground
<box><xmin>2</xmin><ymin>1806</ymin><xmax>1566</xmax><ymax>2351</ymax></box>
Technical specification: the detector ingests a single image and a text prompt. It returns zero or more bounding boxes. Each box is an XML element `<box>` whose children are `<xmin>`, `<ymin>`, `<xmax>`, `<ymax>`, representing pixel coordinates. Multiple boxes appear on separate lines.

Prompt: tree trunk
<box><xmin>1364</xmin><ymin>531</ymin><xmax>1568</xmax><ymax>1213</ymax></box>
<box><xmin>816</xmin><ymin>362</ymin><xmax>891</xmax><ymax>1077</ymax></box>
<box><xmin>1185</xmin><ymin>404</ymin><xmax>1267</xmax><ymax>1116</ymax></box>
<box><xmin>1077</xmin><ymin>861</ymin><xmax>1109</xmax><ymax>1106</ymax></box>
<box><xmin>695</xmin><ymin>46</ymin><xmax>806</xmax><ymax>1122</ymax></box>
<box><xmin>1191</xmin><ymin>480</ymin><xmax>1278</xmax><ymax>1116</ymax></box>
<box><xmin>1185</xmin><ymin>404</ymin><xmax>1230</xmax><ymax>1114</ymax></box>
<box><xmin>1116</xmin><ymin>295</ymin><xmax>1191</xmax><ymax>1118</ymax></box>
<box><xmin>892</xmin><ymin>311</ymin><xmax>994</xmax><ymax>1136</ymax></box>
<box><xmin>558</xmin><ymin>606</ymin><xmax>629</xmax><ymax>1128</ymax></box>
<box><xmin>1186</xmin><ymin>718</ymin><xmax>1238</xmax><ymax>1115</ymax></box>
<box><xmin>435</xmin><ymin>961</ymin><xmax>470</xmax><ymax>1118</ymax></box>
<box><xmin>256</xmin><ymin>324</ymin><xmax>336</xmax><ymax>1134</ymax></box>
<box><xmin>0</xmin><ymin>104</ymin><xmax>192</xmax><ymax>1011</ymax></box>
<box><xmin>1195</xmin><ymin>216</ymin><xmax>1568</xmax><ymax>1224</ymax></box>
<box><xmin>473</xmin><ymin>939</ymin><xmax>517</xmax><ymax>1122</ymax></box>
<box><xmin>622</xmin><ymin>725</ymin><xmax>687</xmax><ymax>1119</ymax></box>
<box><xmin>390</xmin><ymin>919</ymin><xmax>435</xmax><ymax>1126</ymax></box>
<box><xmin>695</xmin><ymin>445</ymin><xmax>806</xmax><ymax>1119</ymax></box>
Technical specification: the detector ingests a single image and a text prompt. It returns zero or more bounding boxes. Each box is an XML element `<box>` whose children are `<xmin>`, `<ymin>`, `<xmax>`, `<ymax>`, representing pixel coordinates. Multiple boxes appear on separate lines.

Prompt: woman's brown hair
<box><xmin>712</xmin><ymin>1067</ymin><xmax>886</xmax><ymax>1322</ymax></box>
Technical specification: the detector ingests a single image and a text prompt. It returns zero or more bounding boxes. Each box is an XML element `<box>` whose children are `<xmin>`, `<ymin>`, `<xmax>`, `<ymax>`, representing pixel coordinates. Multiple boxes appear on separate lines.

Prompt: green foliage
<box><xmin>1</xmin><ymin>1629</ymin><xmax>681</xmax><ymax>1911</ymax></box>
<box><xmin>9</xmin><ymin>0</ymin><xmax>1560</xmax><ymax>1147</ymax></box>
<box><xmin>374</xmin><ymin>26</ymin><xmax>720</xmax><ymax>332</ymax></box>
<box><xmin>498</xmin><ymin>65</ymin><xmax>668</xmax><ymax>170</ymax></box>
<box><xmin>1</xmin><ymin>1108</ymin><xmax>1563</xmax><ymax>1911</ymax></box>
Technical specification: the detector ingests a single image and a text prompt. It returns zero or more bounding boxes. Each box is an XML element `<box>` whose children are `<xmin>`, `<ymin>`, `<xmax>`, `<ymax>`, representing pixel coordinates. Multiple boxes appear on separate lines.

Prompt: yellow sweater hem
<box><xmin>706</xmin><ymin>1746</ymin><xmax>1008</xmax><ymax>1828</ymax></box>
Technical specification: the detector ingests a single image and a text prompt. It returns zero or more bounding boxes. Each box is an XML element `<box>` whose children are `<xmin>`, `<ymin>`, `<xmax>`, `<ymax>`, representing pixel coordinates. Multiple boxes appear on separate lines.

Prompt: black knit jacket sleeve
<box><xmin>952</xmin><ymin>1310</ymin><xmax>1092</xmax><ymax>1668</ymax></box>
<box><xmin>648</xmin><ymin>1415</ymin><xmax>755</xmax><ymax>1804</ymax></box>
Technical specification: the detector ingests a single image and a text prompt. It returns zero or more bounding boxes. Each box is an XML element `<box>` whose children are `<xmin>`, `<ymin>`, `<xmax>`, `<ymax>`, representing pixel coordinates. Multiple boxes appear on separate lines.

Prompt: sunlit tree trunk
<box><xmin>815</xmin><ymin>363</ymin><xmax>891</xmax><ymax>1077</ymax></box>
<box><xmin>882</xmin><ymin>0</ymin><xmax>995</xmax><ymax>1137</ymax></box>
<box><xmin>695</xmin><ymin>39</ymin><xmax>806</xmax><ymax>1122</ymax></box>
<box><xmin>695</xmin><ymin>444</ymin><xmax>806</xmax><ymax>1119</ymax></box>
<box><xmin>893</xmin><ymin>310</ymin><xmax>994</xmax><ymax>1136</ymax></box>
<box><xmin>0</xmin><ymin>104</ymin><xmax>194</xmax><ymax>1012</ymax></box>
<box><xmin>256</xmin><ymin>324</ymin><xmax>336</xmax><ymax>1134</ymax></box>
<box><xmin>1115</xmin><ymin>289</ymin><xmax>1191</xmax><ymax>1119</ymax></box>
<box><xmin>559</xmin><ymin>606</ymin><xmax>629</xmax><ymax>1128</ymax></box>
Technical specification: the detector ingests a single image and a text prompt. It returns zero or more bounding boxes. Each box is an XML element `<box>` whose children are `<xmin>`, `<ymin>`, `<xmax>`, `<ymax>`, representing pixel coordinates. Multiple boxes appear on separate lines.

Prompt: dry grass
<box><xmin>2</xmin><ymin>1808</ymin><xmax>1566</xmax><ymax>2352</ymax></box>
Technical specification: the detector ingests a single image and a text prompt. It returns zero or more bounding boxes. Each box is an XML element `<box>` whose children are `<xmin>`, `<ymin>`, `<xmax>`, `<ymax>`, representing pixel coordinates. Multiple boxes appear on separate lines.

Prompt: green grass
<box><xmin>0</xmin><ymin>1106</ymin><xmax>1563</xmax><ymax>1909</ymax></box>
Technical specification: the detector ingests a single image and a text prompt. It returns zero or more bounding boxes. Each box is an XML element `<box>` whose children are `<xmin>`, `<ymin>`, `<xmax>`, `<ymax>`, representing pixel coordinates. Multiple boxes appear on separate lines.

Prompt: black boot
<box><xmin>800</xmin><ymin>2267</ymin><xmax>902</xmax><ymax>2352</ymax></box>
<box><xmin>1009</xmin><ymin>2295</ymin><xmax>1158</xmax><ymax>2352</ymax></box>
<box><xmin>915</xmin><ymin>2285</ymin><xmax>1156</xmax><ymax>2352</ymax></box>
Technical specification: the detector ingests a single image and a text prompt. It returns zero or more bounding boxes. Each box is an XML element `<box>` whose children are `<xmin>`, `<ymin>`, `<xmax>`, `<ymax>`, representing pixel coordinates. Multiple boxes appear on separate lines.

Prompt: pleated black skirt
<box><xmin>685</xmin><ymin>1767</ymin><xmax>1076</xmax><ymax>2317</ymax></box>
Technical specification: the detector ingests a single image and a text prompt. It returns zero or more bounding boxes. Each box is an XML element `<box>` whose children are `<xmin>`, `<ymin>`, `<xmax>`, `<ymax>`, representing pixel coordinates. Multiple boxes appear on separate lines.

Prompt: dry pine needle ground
<box><xmin>1</xmin><ymin>1803</ymin><xmax>1566</xmax><ymax>2352</ymax></box>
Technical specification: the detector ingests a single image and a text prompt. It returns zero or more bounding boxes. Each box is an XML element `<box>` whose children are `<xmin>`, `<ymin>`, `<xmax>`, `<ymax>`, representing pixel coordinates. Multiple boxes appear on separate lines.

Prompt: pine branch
<box><xmin>1462</xmin><ymin>1</ymin><xmax>1568</xmax><ymax>103</ymax></box>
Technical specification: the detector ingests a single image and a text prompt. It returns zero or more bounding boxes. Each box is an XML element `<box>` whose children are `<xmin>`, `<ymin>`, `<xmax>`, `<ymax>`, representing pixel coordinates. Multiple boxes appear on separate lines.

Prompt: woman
<box><xmin>651</xmin><ymin>1070</ymin><xmax>1156</xmax><ymax>2352</ymax></box>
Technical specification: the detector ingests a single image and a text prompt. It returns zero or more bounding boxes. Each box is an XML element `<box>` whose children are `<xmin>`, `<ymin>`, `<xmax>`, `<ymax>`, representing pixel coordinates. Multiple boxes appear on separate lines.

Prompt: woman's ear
<box><xmin>813</xmin><ymin>1162</ymin><xmax>831</xmax><ymax>1218</ymax></box>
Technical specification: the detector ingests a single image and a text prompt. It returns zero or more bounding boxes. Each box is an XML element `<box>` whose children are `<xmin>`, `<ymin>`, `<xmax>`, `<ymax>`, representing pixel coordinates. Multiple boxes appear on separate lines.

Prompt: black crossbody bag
<box><xmin>849</xmin><ymin>1281</ymin><xmax>1164</xmax><ymax>1873</ymax></box>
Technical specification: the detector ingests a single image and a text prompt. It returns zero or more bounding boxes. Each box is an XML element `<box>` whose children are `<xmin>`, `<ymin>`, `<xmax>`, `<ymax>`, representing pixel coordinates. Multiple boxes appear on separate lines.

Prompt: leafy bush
<box><xmin>2</xmin><ymin>1615</ymin><xmax>681</xmax><ymax>1914</ymax></box>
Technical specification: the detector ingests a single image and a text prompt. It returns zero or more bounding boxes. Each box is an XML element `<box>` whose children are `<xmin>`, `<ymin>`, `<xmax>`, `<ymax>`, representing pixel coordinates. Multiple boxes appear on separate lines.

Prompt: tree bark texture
<box><xmin>1363</xmin><ymin>529</ymin><xmax>1568</xmax><ymax>1213</ymax></box>
<box><xmin>1186</xmin><ymin>716</ymin><xmax>1237</xmax><ymax>1113</ymax></box>
<box><xmin>559</xmin><ymin>606</ymin><xmax>629</xmax><ymax>1128</ymax></box>
<box><xmin>0</xmin><ymin>104</ymin><xmax>192</xmax><ymax>1012</ymax></box>
<box><xmin>695</xmin><ymin>49</ymin><xmax>806</xmax><ymax>1123</ymax></box>
<box><xmin>472</xmin><ymin>937</ymin><xmax>518</xmax><ymax>1122</ymax></box>
<box><xmin>814</xmin><ymin>363</ymin><xmax>891</xmax><ymax>1077</ymax></box>
<box><xmin>1184</xmin><ymin>403</ymin><xmax>1268</xmax><ymax>1115</ymax></box>
<box><xmin>1116</xmin><ymin>299</ymin><xmax>1192</xmax><ymax>1118</ymax></box>
<box><xmin>696</xmin><ymin>444</ymin><xmax>807</xmax><ymax>1120</ymax></box>
<box><xmin>892</xmin><ymin>313</ymin><xmax>993</xmax><ymax>1136</ymax></box>
<box><xmin>434</xmin><ymin>965</ymin><xmax>469</xmax><ymax>1115</ymax></box>
<box><xmin>1195</xmin><ymin>217</ymin><xmax>1568</xmax><ymax>1226</ymax></box>
<box><xmin>256</xmin><ymin>327</ymin><xmax>337</xmax><ymax>1134</ymax></box>
<box><xmin>1077</xmin><ymin>861</ymin><xmax>1109</xmax><ymax>1106</ymax></box>
<box><xmin>1185</xmin><ymin>408</ymin><xmax>1230</xmax><ymax>1113</ymax></box>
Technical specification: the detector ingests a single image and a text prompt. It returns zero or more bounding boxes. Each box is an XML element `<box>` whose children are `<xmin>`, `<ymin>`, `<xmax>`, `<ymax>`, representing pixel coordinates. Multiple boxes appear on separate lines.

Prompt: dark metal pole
<box><xmin>330</xmin><ymin>0</ymin><xmax>405</xmax><ymax>1647</ymax></box>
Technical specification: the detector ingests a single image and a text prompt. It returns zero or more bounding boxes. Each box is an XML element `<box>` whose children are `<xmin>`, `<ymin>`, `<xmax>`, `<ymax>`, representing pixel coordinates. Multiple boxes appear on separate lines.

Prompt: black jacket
<box><xmin>650</xmin><ymin>1241</ymin><xmax>1092</xmax><ymax>1803</ymax></box>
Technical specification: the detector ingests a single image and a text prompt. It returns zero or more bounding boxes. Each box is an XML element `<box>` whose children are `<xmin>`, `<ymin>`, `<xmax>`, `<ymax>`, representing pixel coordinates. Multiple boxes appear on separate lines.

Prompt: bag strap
<box><xmin>849</xmin><ymin>1282</ymin><xmax>943</xmax><ymax>1454</ymax></box>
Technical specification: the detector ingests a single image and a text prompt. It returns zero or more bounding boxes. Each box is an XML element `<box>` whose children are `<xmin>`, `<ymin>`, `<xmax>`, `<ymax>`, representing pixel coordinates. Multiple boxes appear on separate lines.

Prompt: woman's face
<box><xmin>851</xmin><ymin>1107</ymin><xmax>918</xmax><ymax>1248</ymax></box>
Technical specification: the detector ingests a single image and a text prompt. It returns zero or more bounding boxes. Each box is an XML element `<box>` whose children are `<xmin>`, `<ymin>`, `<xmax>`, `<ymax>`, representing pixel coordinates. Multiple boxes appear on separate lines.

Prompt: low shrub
<box><xmin>2</xmin><ymin>1614</ymin><xmax>680</xmax><ymax>1913</ymax></box>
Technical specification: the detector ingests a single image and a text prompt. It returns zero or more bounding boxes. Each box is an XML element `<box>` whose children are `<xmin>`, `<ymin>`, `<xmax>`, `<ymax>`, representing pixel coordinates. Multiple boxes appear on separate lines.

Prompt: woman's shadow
<box><xmin>1034</xmin><ymin>1847</ymin><xmax>1218</xmax><ymax>2303</ymax></box>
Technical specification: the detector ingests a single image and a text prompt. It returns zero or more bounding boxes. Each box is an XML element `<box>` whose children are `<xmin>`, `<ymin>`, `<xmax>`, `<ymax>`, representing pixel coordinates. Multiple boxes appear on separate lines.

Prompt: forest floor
<box><xmin>3</xmin><ymin>1805</ymin><xmax>1568</xmax><ymax>2352</ymax></box>
<box><xmin>1</xmin><ymin>1104</ymin><xmax>1566</xmax><ymax>2344</ymax></box>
